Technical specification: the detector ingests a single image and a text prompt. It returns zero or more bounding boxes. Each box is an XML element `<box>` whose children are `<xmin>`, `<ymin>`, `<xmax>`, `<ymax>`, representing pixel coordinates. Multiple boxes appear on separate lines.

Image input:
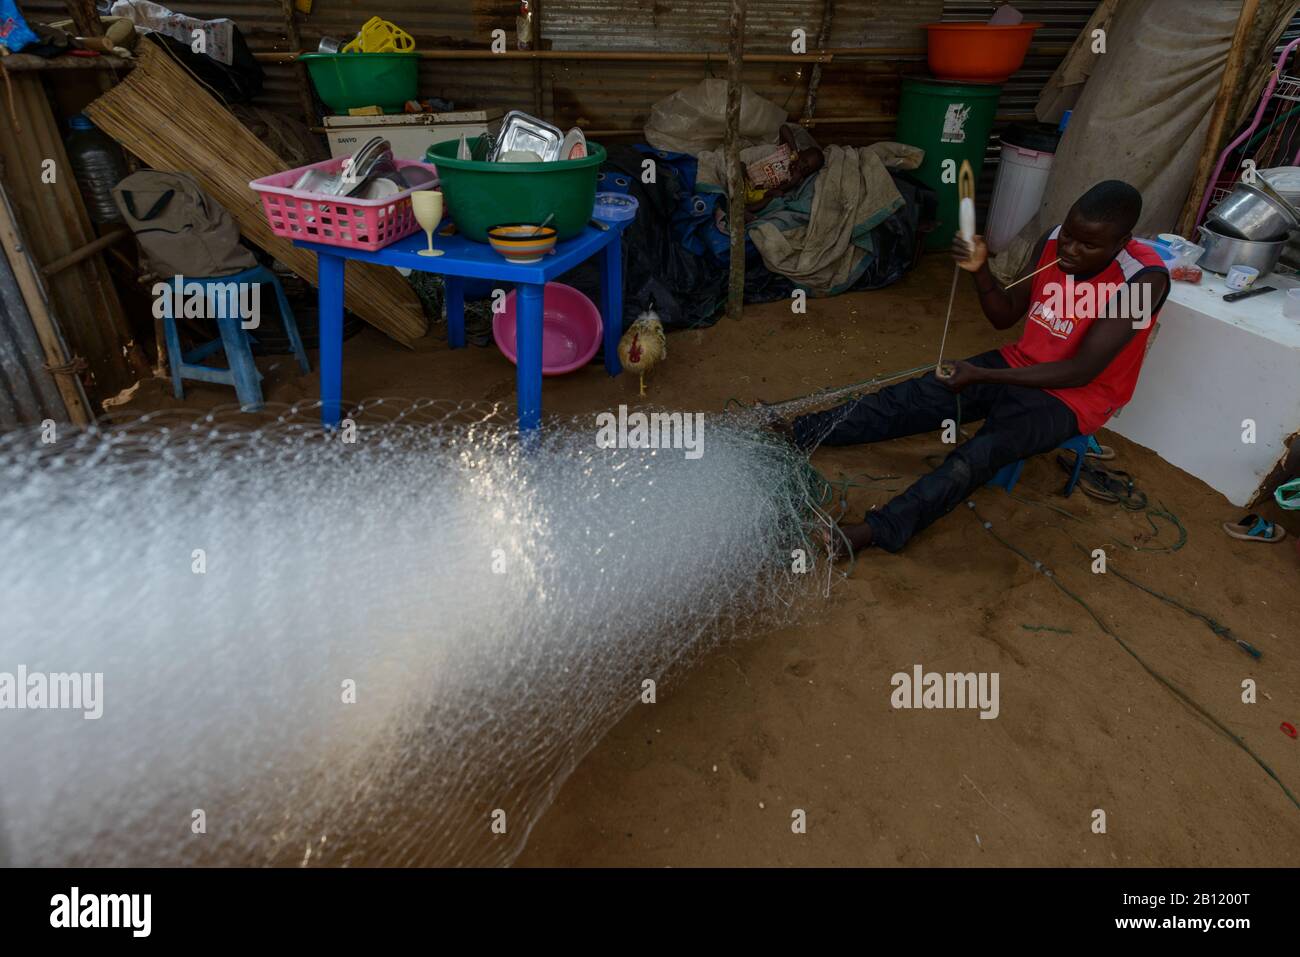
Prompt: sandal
<box><xmin>1085</xmin><ymin>436</ymin><xmax>1116</xmax><ymax>461</ymax></box>
<box><xmin>1222</xmin><ymin>514</ymin><xmax>1287</xmax><ymax>543</ymax></box>
<box><xmin>1064</xmin><ymin>456</ymin><xmax>1148</xmax><ymax>510</ymax></box>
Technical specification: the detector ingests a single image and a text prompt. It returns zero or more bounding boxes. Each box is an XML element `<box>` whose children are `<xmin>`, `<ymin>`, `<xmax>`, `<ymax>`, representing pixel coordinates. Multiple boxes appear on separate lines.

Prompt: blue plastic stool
<box><xmin>988</xmin><ymin>433</ymin><xmax>1092</xmax><ymax>497</ymax></box>
<box><xmin>160</xmin><ymin>264</ymin><xmax>309</xmax><ymax>411</ymax></box>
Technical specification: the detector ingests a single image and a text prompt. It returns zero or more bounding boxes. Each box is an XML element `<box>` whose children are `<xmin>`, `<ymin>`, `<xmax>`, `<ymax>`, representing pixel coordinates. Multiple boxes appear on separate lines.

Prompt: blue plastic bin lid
<box><xmin>593</xmin><ymin>192</ymin><xmax>639</xmax><ymax>223</ymax></box>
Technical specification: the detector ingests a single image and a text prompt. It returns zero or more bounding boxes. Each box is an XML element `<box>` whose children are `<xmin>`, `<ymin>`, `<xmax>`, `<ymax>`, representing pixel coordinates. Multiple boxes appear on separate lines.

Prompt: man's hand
<box><xmin>937</xmin><ymin>359</ymin><xmax>982</xmax><ymax>392</ymax></box>
<box><xmin>951</xmin><ymin>232</ymin><xmax>988</xmax><ymax>273</ymax></box>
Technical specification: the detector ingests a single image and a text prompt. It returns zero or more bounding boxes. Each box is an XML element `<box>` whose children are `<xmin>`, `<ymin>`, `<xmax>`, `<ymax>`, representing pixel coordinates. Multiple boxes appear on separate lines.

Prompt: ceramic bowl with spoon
<box><xmin>488</xmin><ymin>216</ymin><xmax>557</xmax><ymax>263</ymax></box>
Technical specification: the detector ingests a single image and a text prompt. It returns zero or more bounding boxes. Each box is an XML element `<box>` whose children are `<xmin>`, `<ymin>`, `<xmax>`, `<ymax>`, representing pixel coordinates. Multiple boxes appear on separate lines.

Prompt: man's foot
<box><xmin>825</xmin><ymin>520</ymin><xmax>873</xmax><ymax>561</ymax></box>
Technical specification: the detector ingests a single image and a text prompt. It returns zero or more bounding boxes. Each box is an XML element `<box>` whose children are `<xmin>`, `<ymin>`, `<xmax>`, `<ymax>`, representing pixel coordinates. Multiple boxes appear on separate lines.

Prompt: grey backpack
<box><xmin>112</xmin><ymin>170</ymin><xmax>256</xmax><ymax>278</ymax></box>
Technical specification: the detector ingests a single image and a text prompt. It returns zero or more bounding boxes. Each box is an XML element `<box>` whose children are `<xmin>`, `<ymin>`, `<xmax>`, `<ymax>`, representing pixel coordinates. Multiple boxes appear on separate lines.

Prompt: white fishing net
<box><xmin>0</xmin><ymin>399</ymin><xmax>830</xmax><ymax>866</ymax></box>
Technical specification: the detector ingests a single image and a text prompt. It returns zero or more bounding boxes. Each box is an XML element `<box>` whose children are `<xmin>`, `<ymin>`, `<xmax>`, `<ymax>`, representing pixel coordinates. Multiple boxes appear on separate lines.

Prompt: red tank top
<box><xmin>1000</xmin><ymin>227</ymin><xmax>1169</xmax><ymax>435</ymax></box>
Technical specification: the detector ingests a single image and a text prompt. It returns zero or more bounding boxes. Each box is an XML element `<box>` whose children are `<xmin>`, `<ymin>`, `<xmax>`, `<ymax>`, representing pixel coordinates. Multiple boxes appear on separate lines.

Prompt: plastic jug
<box><xmin>66</xmin><ymin>114</ymin><xmax>128</xmax><ymax>225</ymax></box>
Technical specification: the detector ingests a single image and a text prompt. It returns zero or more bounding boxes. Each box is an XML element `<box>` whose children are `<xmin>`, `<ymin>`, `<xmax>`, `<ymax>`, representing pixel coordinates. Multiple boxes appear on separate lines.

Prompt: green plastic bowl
<box><xmin>300</xmin><ymin>52</ymin><xmax>419</xmax><ymax>114</ymax></box>
<box><xmin>426</xmin><ymin>137</ymin><xmax>605</xmax><ymax>243</ymax></box>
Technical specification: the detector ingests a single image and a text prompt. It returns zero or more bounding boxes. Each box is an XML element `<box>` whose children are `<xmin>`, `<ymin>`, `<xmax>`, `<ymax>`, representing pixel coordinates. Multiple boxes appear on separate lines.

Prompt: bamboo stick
<box><xmin>1003</xmin><ymin>257</ymin><xmax>1061</xmax><ymax>289</ymax></box>
<box><xmin>258</xmin><ymin>50</ymin><xmax>842</xmax><ymax>64</ymax></box>
<box><xmin>801</xmin><ymin>0</ymin><xmax>836</xmax><ymax>123</ymax></box>
<box><xmin>0</xmin><ymin>53</ymin><xmax>132</xmax><ymax>72</ymax></box>
<box><xmin>530</xmin><ymin>0</ymin><xmax>546</xmax><ymax>117</ymax></box>
<box><xmin>41</xmin><ymin>227</ymin><xmax>130</xmax><ymax>277</ymax></box>
<box><xmin>85</xmin><ymin>44</ymin><xmax>426</xmax><ymax>347</ymax></box>
<box><xmin>253</xmin><ymin>46</ymin><xmax>1069</xmax><ymax>64</ymax></box>
<box><xmin>279</xmin><ymin>0</ymin><xmax>317</xmax><ymax>129</ymax></box>
<box><xmin>552</xmin><ymin>114</ymin><xmax>1036</xmax><ymax>136</ymax></box>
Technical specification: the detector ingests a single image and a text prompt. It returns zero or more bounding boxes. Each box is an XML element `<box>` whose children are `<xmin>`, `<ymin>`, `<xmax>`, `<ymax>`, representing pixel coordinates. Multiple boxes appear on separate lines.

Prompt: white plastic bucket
<box><xmin>986</xmin><ymin>140</ymin><xmax>1055</xmax><ymax>253</ymax></box>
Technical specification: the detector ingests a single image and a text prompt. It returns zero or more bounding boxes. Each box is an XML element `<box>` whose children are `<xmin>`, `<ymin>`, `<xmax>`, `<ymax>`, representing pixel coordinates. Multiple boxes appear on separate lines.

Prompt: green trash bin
<box><xmin>896</xmin><ymin>77</ymin><xmax>1002</xmax><ymax>250</ymax></box>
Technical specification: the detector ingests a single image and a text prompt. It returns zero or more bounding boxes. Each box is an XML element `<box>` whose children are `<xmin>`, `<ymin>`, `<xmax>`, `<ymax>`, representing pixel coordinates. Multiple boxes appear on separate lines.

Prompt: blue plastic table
<box><xmin>294</xmin><ymin>220</ymin><xmax>623</xmax><ymax>431</ymax></box>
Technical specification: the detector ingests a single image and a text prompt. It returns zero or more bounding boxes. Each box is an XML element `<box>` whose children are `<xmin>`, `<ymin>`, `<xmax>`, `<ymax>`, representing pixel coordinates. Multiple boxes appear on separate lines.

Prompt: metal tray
<box><xmin>490</xmin><ymin>110</ymin><xmax>564</xmax><ymax>162</ymax></box>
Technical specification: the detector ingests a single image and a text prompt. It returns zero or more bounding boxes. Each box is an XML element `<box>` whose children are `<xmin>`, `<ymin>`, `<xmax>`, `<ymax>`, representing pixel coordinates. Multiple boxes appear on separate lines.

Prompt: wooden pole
<box><xmin>40</xmin><ymin>227</ymin><xmax>130</xmax><ymax>277</ymax></box>
<box><xmin>801</xmin><ymin>0</ymin><xmax>836</xmax><ymax>123</ymax></box>
<box><xmin>62</xmin><ymin>0</ymin><xmax>105</xmax><ymax>38</ymax></box>
<box><xmin>279</xmin><ymin>0</ymin><xmax>317</xmax><ymax>128</ymax></box>
<box><xmin>0</xmin><ymin>53</ymin><xmax>131</xmax><ymax>72</ymax></box>
<box><xmin>530</xmin><ymin>0</ymin><xmax>546</xmax><ymax>118</ymax></box>
<box><xmin>725</xmin><ymin>0</ymin><xmax>747</xmax><ymax>322</ymax></box>
<box><xmin>252</xmin><ymin>46</ymin><xmax>1070</xmax><ymax>63</ymax></box>
<box><xmin>1176</xmin><ymin>0</ymin><xmax>1262</xmax><ymax>236</ymax></box>
<box><xmin>257</xmin><ymin>49</ymin><xmax>870</xmax><ymax>64</ymax></box>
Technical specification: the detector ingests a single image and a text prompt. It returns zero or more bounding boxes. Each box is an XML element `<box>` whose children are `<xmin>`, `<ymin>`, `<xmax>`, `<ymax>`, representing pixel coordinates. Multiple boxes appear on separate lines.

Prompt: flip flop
<box><xmin>1222</xmin><ymin>514</ymin><xmax>1287</xmax><ymax>543</ymax></box>
<box><xmin>1085</xmin><ymin>436</ymin><xmax>1116</xmax><ymax>461</ymax></box>
<box><xmin>1275</xmin><ymin>477</ymin><xmax>1300</xmax><ymax>511</ymax></box>
<box><xmin>1063</xmin><ymin>456</ymin><xmax>1148</xmax><ymax>509</ymax></box>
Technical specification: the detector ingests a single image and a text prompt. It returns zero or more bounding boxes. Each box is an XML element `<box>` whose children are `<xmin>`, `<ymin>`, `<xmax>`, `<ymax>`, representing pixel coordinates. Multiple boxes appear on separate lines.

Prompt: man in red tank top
<box><xmin>783</xmin><ymin>181</ymin><xmax>1170</xmax><ymax>555</ymax></box>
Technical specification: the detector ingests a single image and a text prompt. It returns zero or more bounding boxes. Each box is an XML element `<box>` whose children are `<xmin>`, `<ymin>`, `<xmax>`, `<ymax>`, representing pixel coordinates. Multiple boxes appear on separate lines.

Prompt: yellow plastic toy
<box><xmin>342</xmin><ymin>17</ymin><xmax>416</xmax><ymax>54</ymax></box>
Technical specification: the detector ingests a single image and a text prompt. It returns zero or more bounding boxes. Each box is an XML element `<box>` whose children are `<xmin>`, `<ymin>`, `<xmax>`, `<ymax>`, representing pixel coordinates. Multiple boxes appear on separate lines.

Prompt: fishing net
<box><xmin>0</xmin><ymin>398</ymin><xmax>832</xmax><ymax>866</ymax></box>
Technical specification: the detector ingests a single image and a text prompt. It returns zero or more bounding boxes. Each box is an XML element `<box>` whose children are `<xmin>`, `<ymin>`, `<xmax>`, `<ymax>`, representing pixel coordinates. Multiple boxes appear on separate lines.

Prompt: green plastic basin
<box><xmin>300</xmin><ymin>52</ymin><xmax>419</xmax><ymax>114</ymax></box>
<box><xmin>426</xmin><ymin>137</ymin><xmax>605</xmax><ymax>243</ymax></box>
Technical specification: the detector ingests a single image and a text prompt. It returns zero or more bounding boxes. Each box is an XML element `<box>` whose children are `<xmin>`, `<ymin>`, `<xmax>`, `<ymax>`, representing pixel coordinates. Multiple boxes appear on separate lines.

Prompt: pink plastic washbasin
<box><xmin>492</xmin><ymin>282</ymin><xmax>603</xmax><ymax>376</ymax></box>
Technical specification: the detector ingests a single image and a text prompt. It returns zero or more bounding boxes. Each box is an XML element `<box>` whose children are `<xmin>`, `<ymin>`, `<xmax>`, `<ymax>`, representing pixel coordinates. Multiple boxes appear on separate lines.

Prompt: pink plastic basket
<box><xmin>249</xmin><ymin>156</ymin><xmax>438</xmax><ymax>252</ymax></box>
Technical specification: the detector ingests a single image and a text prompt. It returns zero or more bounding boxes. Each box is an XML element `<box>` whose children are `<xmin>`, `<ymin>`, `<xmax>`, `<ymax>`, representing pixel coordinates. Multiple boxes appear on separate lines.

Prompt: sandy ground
<box><xmin>120</xmin><ymin>255</ymin><xmax>1300</xmax><ymax>866</ymax></box>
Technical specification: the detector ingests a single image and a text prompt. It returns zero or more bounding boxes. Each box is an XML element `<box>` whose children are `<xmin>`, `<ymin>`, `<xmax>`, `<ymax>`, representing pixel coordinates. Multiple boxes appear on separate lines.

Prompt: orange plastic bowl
<box><xmin>924</xmin><ymin>23</ymin><xmax>1043</xmax><ymax>83</ymax></box>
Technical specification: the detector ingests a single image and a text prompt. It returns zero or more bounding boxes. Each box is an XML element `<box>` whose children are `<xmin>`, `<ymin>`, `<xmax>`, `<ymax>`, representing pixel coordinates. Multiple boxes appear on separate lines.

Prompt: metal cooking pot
<box><xmin>1206</xmin><ymin>180</ymin><xmax>1299</xmax><ymax>241</ymax></box>
<box><xmin>1195</xmin><ymin>224</ymin><xmax>1286</xmax><ymax>276</ymax></box>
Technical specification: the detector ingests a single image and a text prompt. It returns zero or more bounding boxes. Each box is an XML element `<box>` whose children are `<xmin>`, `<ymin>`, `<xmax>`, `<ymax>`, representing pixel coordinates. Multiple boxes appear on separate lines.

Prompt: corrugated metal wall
<box><xmin>943</xmin><ymin>1</ymin><xmax>1101</xmax><ymax>199</ymax></box>
<box><xmin>0</xmin><ymin>243</ymin><xmax>68</xmax><ymax>428</ymax></box>
<box><xmin>255</xmin><ymin>0</ymin><xmax>940</xmax><ymax>140</ymax></box>
<box><xmin>21</xmin><ymin>1</ymin><xmax>1100</xmax><ymax>174</ymax></box>
<box><xmin>543</xmin><ymin>0</ymin><xmax>937</xmax><ymax>50</ymax></box>
<box><xmin>0</xmin><ymin>68</ymin><xmax>147</xmax><ymax>410</ymax></box>
<box><xmin>24</xmin><ymin>0</ymin><xmax>1100</xmax><ymax>147</ymax></box>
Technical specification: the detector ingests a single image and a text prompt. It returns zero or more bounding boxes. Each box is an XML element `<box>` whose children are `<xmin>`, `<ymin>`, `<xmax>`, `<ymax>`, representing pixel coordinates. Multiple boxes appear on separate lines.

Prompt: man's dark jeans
<box><xmin>791</xmin><ymin>350</ymin><xmax>1080</xmax><ymax>552</ymax></box>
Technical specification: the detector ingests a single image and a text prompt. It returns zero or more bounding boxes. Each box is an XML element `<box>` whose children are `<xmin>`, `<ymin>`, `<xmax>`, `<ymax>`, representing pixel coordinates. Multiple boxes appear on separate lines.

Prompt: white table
<box><xmin>1109</xmin><ymin>269</ymin><xmax>1300</xmax><ymax>506</ymax></box>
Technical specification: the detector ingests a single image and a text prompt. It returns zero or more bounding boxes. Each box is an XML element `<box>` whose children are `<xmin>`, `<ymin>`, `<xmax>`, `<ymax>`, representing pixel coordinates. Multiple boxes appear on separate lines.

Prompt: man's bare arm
<box><xmin>951</xmin><ymin>230</ymin><xmax>1051</xmax><ymax>331</ymax></box>
<box><xmin>949</xmin><ymin>272</ymin><xmax>1169</xmax><ymax>391</ymax></box>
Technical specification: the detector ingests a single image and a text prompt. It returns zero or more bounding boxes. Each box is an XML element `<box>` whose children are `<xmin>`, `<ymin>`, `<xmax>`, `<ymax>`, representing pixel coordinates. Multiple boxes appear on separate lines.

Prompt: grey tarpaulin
<box><xmin>992</xmin><ymin>0</ymin><xmax>1300</xmax><ymax>282</ymax></box>
<box><xmin>1032</xmin><ymin>0</ymin><xmax>1122</xmax><ymax>124</ymax></box>
<box><xmin>708</xmin><ymin>143</ymin><xmax>923</xmax><ymax>296</ymax></box>
<box><xmin>643</xmin><ymin>78</ymin><xmax>787</xmax><ymax>156</ymax></box>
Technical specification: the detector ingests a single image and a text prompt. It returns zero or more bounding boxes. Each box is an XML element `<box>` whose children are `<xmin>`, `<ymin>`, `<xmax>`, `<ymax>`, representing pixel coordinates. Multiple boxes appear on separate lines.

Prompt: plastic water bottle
<box><xmin>65</xmin><ymin>114</ymin><xmax>128</xmax><ymax>225</ymax></box>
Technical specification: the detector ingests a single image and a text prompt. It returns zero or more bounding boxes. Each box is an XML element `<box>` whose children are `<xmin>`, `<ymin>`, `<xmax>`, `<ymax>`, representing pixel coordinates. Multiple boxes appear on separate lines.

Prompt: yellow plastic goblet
<box><xmin>411</xmin><ymin>190</ymin><xmax>445</xmax><ymax>257</ymax></box>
